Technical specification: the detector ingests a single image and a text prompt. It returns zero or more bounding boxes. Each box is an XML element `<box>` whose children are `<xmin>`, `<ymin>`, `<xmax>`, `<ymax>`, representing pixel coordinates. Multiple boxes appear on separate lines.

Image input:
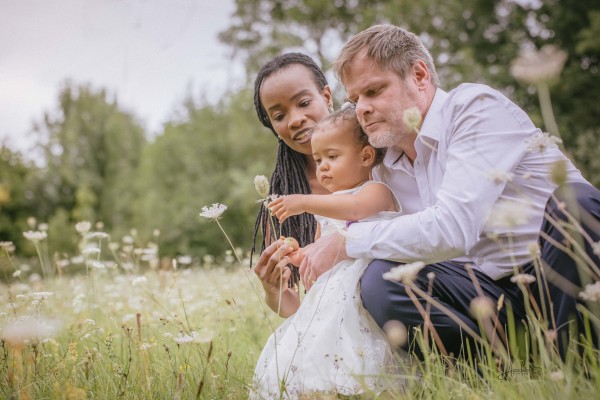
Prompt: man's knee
<box><xmin>360</xmin><ymin>259</ymin><xmax>402</xmax><ymax>326</ymax></box>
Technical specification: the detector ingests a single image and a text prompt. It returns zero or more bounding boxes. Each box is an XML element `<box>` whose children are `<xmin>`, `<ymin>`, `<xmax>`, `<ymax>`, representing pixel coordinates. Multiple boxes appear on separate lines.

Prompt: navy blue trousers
<box><xmin>360</xmin><ymin>182</ymin><xmax>600</xmax><ymax>359</ymax></box>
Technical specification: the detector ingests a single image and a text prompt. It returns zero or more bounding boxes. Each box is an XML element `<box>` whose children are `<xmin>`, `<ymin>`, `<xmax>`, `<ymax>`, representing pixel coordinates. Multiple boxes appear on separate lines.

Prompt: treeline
<box><xmin>0</xmin><ymin>85</ymin><xmax>276</xmax><ymax>261</ymax></box>
<box><xmin>1</xmin><ymin>0</ymin><xmax>599</xmax><ymax>263</ymax></box>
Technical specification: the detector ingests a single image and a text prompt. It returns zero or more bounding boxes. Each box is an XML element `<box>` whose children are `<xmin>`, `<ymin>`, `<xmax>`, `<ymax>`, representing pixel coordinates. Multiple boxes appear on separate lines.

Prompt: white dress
<box><xmin>251</xmin><ymin>182</ymin><xmax>403</xmax><ymax>399</ymax></box>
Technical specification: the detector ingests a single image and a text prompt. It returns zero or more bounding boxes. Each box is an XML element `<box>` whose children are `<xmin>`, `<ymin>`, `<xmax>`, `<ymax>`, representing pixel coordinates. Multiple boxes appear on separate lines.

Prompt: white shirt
<box><xmin>346</xmin><ymin>83</ymin><xmax>589</xmax><ymax>280</ymax></box>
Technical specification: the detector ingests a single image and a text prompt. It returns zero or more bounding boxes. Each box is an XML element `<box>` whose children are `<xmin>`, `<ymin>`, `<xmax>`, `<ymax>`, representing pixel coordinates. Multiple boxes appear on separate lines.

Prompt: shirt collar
<box><xmin>418</xmin><ymin>87</ymin><xmax>448</xmax><ymax>142</ymax></box>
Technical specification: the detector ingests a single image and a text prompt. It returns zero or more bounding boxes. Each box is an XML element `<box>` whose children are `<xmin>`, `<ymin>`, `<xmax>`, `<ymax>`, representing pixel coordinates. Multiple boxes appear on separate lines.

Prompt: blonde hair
<box><xmin>334</xmin><ymin>24</ymin><xmax>439</xmax><ymax>87</ymax></box>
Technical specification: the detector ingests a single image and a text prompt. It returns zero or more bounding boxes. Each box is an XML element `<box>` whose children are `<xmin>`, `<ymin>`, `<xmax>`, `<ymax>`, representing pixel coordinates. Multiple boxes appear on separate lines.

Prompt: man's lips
<box><xmin>364</xmin><ymin>121</ymin><xmax>381</xmax><ymax>131</ymax></box>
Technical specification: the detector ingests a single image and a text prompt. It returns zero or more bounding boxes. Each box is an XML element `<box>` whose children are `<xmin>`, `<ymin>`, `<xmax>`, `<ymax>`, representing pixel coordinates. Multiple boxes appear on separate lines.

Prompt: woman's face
<box><xmin>259</xmin><ymin>64</ymin><xmax>332</xmax><ymax>155</ymax></box>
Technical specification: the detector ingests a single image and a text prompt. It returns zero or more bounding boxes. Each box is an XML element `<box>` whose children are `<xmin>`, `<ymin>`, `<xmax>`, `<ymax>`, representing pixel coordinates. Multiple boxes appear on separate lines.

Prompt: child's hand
<box><xmin>268</xmin><ymin>195</ymin><xmax>305</xmax><ymax>222</ymax></box>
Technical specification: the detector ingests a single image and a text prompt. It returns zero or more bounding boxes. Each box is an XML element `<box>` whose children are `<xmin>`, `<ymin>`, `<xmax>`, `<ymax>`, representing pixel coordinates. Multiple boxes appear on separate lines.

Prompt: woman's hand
<box><xmin>300</xmin><ymin>231</ymin><xmax>349</xmax><ymax>290</ymax></box>
<box><xmin>254</xmin><ymin>238</ymin><xmax>300</xmax><ymax>317</ymax></box>
<box><xmin>268</xmin><ymin>195</ymin><xmax>305</xmax><ymax>222</ymax></box>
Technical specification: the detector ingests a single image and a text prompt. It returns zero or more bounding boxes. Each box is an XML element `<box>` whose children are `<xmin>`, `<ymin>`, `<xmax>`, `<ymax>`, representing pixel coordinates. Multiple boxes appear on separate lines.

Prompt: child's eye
<box><xmin>314</xmin><ymin>158</ymin><xmax>321</xmax><ymax>164</ymax></box>
<box><xmin>328</xmin><ymin>154</ymin><xmax>337</xmax><ymax>160</ymax></box>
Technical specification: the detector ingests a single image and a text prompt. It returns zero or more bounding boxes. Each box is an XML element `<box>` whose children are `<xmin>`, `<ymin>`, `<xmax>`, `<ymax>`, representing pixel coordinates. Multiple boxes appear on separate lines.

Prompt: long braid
<box><xmin>250</xmin><ymin>53</ymin><xmax>327</xmax><ymax>285</ymax></box>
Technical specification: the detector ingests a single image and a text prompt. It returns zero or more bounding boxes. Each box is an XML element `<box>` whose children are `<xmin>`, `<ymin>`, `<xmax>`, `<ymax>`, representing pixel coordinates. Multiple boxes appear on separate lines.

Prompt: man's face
<box><xmin>343</xmin><ymin>53</ymin><xmax>422</xmax><ymax>151</ymax></box>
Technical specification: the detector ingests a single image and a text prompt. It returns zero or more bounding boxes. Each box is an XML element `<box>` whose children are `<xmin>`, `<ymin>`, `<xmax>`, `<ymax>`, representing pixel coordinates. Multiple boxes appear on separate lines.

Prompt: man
<box><xmin>300</xmin><ymin>24</ymin><xmax>600</xmax><ymax>358</ymax></box>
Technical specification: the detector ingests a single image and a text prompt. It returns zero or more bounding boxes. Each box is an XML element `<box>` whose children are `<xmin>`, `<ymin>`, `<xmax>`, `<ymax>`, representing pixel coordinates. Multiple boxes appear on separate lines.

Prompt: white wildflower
<box><xmin>487</xmin><ymin>199</ymin><xmax>533</xmax><ymax>228</ymax></box>
<box><xmin>177</xmin><ymin>255</ymin><xmax>192</xmax><ymax>265</ymax></box>
<box><xmin>0</xmin><ymin>241</ymin><xmax>15</xmax><ymax>252</ymax></box>
<box><xmin>549</xmin><ymin>370</ymin><xmax>564</xmax><ymax>382</ymax></box>
<box><xmin>37</xmin><ymin>223</ymin><xmax>48</xmax><ymax>232</ymax></box>
<box><xmin>403</xmin><ymin>106</ymin><xmax>422</xmax><ymax>132</ymax></box>
<box><xmin>510</xmin><ymin>45</ymin><xmax>568</xmax><ymax>85</ymax></box>
<box><xmin>525</xmin><ymin>131</ymin><xmax>562</xmax><ymax>153</ymax></box>
<box><xmin>1</xmin><ymin>316</ymin><xmax>61</xmax><ymax>345</ymax></box>
<box><xmin>85</xmin><ymin>231</ymin><xmax>109</xmax><ymax>240</ymax></box>
<box><xmin>527</xmin><ymin>242</ymin><xmax>541</xmax><ymax>258</ymax></box>
<box><xmin>199</xmin><ymin>203</ymin><xmax>227</xmax><ymax>220</ymax></box>
<box><xmin>488</xmin><ymin>169</ymin><xmax>515</xmax><ymax>184</ymax></box>
<box><xmin>82</xmin><ymin>246</ymin><xmax>101</xmax><ymax>256</ymax></box>
<box><xmin>132</xmin><ymin>276</ymin><xmax>147</xmax><ymax>286</ymax></box>
<box><xmin>579</xmin><ymin>282</ymin><xmax>600</xmax><ymax>302</ymax></box>
<box><xmin>122</xmin><ymin>235</ymin><xmax>134</xmax><ymax>244</ymax></box>
<box><xmin>83</xmin><ymin>319</ymin><xmax>96</xmax><ymax>325</ymax></box>
<box><xmin>56</xmin><ymin>259</ymin><xmax>70</xmax><ymax>269</ymax></box>
<box><xmin>174</xmin><ymin>334</ymin><xmax>195</xmax><ymax>344</ymax></box>
<box><xmin>139</xmin><ymin>342</ymin><xmax>156</xmax><ymax>351</ymax></box>
<box><xmin>23</xmin><ymin>231</ymin><xmax>47</xmax><ymax>242</ymax></box>
<box><xmin>88</xmin><ymin>261</ymin><xmax>105</xmax><ymax>269</ymax></box>
<box><xmin>12</xmin><ymin>270</ymin><xmax>22</xmax><ymax>278</ymax></box>
<box><xmin>75</xmin><ymin>221</ymin><xmax>92</xmax><ymax>234</ymax></box>
<box><xmin>382</xmin><ymin>261</ymin><xmax>425</xmax><ymax>284</ymax></box>
<box><xmin>470</xmin><ymin>296</ymin><xmax>495</xmax><ymax>319</ymax></box>
<box><xmin>70</xmin><ymin>255</ymin><xmax>85</xmax><ymax>264</ymax></box>
<box><xmin>162</xmin><ymin>332</ymin><xmax>174</xmax><ymax>338</ymax></box>
<box><xmin>26</xmin><ymin>217</ymin><xmax>36</xmax><ymax>228</ymax></box>
<box><xmin>33</xmin><ymin>292</ymin><xmax>55</xmax><ymax>300</ymax></box>
<box><xmin>254</xmin><ymin>175</ymin><xmax>270</xmax><ymax>198</ymax></box>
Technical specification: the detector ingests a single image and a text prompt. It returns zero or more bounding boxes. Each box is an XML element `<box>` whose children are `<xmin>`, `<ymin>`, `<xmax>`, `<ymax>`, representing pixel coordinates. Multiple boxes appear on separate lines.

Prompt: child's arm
<box><xmin>268</xmin><ymin>183</ymin><xmax>395</xmax><ymax>223</ymax></box>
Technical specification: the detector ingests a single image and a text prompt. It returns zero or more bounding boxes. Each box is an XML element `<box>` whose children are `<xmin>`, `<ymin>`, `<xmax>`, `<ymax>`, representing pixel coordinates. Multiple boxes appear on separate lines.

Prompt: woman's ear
<box><xmin>322</xmin><ymin>85</ymin><xmax>333</xmax><ymax>109</ymax></box>
<box><xmin>361</xmin><ymin>145</ymin><xmax>376</xmax><ymax>166</ymax></box>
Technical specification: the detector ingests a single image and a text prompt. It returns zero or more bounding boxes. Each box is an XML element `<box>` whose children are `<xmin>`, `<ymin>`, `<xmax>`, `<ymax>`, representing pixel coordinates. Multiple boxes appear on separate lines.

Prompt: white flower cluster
<box><xmin>579</xmin><ymin>281</ymin><xmax>600</xmax><ymax>303</ymax></box>
<box><xmin>525</xmin><ymin>132</ymin><xmax>562</xmax><ymax>153</ymax></box>
<box><xmin>510</xmin><ymin>45</ymin><xmax>568</xmax><ymax>85</ymax></box>
<box><xmin>510</xmin><ymin>274</ymin><xmax>536</xmax><ymax>285</ymax></box>
<box><xmin>199</xmin><ymin>203</ymin><xmax>228</xmax><ymax>220</ymax></box>
<box><xmin>23</xmin><ymin>230</ymin><xmax>47</xmax><ymax>242</ymax></box>
<box><xmin>487</xmin><ymin>199</ymin><xmax>533</xmax><ymax>229</ymax></box>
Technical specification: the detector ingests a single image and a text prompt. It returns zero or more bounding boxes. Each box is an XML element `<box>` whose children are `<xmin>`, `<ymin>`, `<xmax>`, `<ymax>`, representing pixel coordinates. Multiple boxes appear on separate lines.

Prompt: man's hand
<box><xmin>300</xmin><ymin>231</ymin><xmax>350</xmax><ymax>290</ymax></box>
<box><xmin>268</xmin><ymin>195</ymin><xmax>305</xmax><ymax>222</ymax></box>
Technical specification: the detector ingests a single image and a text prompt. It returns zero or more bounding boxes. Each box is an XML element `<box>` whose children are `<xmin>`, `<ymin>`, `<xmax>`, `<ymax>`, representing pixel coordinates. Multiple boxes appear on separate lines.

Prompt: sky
<box><xmin>0</xmin><ymin>0</ymin><xmax>242</xmax><ymax>156</ymax></box>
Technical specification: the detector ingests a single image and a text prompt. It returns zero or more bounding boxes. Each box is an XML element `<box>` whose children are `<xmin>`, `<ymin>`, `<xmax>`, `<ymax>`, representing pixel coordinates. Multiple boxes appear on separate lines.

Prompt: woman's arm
<box><xmin>268</xmin><ymin>183</ymin><xmax>395</xmax><ymax>222</ymax></box>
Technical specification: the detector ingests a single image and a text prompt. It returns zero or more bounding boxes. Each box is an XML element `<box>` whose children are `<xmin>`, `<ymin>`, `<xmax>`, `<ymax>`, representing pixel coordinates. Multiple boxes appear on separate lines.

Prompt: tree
<box><xmin>34</xmin><ymin>82</ymin><xmax>147</xmax><ymax>252</ymax></box>
<box><xmin>134</xmin><ymin>90</ymin><xmax>276</xmax><ymax>259</ymax></box>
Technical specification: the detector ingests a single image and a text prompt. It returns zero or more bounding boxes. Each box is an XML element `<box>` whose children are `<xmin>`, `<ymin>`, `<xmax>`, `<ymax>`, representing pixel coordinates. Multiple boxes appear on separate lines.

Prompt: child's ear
<box><xmin>360</xmin><ymin>145</ymin><xmax>376</xmax><ymax>166</ymax></box>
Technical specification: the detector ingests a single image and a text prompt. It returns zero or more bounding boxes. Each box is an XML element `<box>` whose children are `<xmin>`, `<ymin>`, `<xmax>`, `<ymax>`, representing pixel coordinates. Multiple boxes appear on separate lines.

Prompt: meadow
<box><xmin>1</xmin><ymin>213</ymin><xmax>599</xmax><ymax>399</ymax></box>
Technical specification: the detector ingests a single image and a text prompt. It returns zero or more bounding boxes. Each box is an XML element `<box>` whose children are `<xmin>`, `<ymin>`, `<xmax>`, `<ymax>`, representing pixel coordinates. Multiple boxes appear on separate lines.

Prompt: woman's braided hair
<box><xmin>251</xmin><ymin>53</ymin><xmax>328</xmax><ymax>285</ymax></box>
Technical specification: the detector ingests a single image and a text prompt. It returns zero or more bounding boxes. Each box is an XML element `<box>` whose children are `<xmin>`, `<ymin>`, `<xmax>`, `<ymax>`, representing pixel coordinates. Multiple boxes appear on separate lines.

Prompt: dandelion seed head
<box><xmin>199</xmin><ymin>203</ymin><xmax>227</xmax><ymax>220</ymax></box>
<box><xmin>382</xmin><ymin>261</ymin><xmax>425</xmax><ymax>284</ymax></box>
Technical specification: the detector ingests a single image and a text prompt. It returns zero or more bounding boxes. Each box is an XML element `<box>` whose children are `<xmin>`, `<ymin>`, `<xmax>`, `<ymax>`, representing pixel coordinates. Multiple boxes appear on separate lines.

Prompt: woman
<box><xmin>251</xmin><ymin>53</ymin><xmax>333</xmax><ymax>317</ymax></box>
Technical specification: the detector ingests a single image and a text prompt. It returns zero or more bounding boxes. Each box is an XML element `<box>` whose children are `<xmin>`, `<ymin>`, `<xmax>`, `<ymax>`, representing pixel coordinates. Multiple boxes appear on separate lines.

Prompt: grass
<box><xmin>1</xmin><ymin>218</ymin><xmax>599</xmax><ymax>399</ymax></box>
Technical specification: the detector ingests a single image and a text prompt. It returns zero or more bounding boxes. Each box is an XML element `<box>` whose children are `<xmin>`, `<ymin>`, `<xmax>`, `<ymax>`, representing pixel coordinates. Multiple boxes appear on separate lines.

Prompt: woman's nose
<box><xmin>288</xmin><ymin>109</ymin><xmax>306</xmax><ymax>129</ymax></box>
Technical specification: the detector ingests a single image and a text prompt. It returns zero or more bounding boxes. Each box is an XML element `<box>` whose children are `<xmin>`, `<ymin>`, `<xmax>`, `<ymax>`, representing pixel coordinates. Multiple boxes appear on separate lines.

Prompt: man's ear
<box><xmin>412</xmin><ymin>60</ymin><xmax>430</xmax><ymax>90</ymax></box>
<box><xmin>361</xmin><ymin>145</ymin><xmax>376</xmax><ymax>166</ymax></box>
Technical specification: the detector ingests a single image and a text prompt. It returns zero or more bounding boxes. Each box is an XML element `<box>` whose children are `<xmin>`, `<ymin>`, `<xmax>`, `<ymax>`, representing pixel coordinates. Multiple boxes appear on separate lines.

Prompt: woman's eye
<box><xmin>299</xmin><ymin>99</ymin><xmax>311</xmax><ymax>107</ymax></box>
<box><xmin>272</xmin><ymin>113</ymin><xmax>285</xmax><ymax>122</ymax></box>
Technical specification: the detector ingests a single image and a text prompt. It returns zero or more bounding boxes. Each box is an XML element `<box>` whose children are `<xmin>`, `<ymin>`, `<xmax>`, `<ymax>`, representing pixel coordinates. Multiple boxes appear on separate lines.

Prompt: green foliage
<box><xmin>134</xmin><ymin>90</ymin><xmax>276</xmax><ymax>259</ymax></box>
<box><xmin>220</xmin><ymin>0</ymin><xmax>600</xmax><ymax>183</ymax></box>
<box><xmin>33</xmin><ymin>82</ymin><xmax>147</xmax><ymax>252</ymax></box>
<box><xmin>0</xmin><ymin>146</ymin><xmax>40</xmax><ymax>255</ymax></box>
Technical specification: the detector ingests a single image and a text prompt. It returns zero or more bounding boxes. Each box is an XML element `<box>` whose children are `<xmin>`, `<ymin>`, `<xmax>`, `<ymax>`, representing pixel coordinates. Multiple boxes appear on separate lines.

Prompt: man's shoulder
<box><xmin>444</xmin><ymin>83</ymin><xmax>515</xmax><ymax>114</ymax></box>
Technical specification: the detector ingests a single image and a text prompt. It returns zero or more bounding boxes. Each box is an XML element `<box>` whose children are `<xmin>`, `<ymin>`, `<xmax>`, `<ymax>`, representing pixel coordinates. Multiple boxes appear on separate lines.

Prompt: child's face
<box><xmin>311</xmin><ymin>121</ymin><xmax>373</xmax><ymax>192</ymax></box>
